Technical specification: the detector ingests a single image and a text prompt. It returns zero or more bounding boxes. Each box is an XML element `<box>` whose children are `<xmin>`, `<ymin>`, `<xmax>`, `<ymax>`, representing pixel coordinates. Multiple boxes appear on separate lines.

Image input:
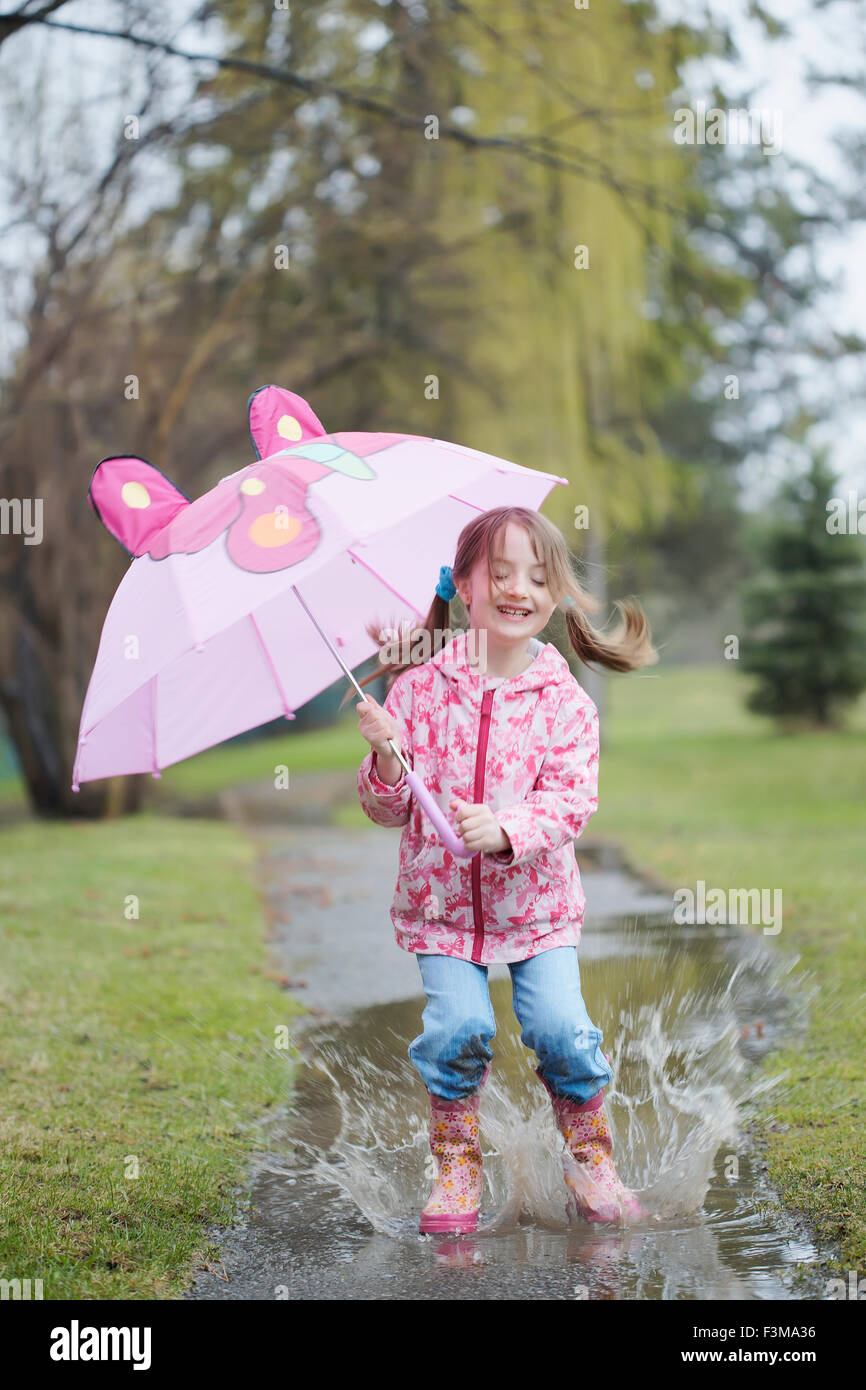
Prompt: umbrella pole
<box><xmin>290</xmin><ymin>585</ymin><xmax>412</xmax><ymax>776</ymax></box>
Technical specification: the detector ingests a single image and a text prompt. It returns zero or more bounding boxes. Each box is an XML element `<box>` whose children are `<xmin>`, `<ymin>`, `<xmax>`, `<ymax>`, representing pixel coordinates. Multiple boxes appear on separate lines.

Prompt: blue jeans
<box><xmin>408</xmin><ymin>947</ymin><xmax>613</xmax><ymax>1104</ymax></box>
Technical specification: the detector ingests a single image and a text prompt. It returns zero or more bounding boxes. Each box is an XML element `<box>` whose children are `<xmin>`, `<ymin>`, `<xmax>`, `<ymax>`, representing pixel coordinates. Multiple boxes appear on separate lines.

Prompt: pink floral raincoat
<box><xmin>357</xmin><ymin>629</ymin><xmax>599</xmax><ymax>965</ymax></box>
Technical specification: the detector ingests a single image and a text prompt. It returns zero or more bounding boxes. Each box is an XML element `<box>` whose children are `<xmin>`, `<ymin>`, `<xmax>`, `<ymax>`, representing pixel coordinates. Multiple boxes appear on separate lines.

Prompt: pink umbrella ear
<box><xmin>88</xmin><ymin>456</ymin><xmax>191</xmax><ymax>557</ymax></box>
<box><xmin>248</xmin><ymin>384</ymin><xmax>327</xmax><ymax>459</ymax></box>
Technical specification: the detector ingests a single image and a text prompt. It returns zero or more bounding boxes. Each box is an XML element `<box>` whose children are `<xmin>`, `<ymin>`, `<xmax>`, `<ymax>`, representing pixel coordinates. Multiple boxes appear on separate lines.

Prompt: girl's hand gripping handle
<box><xmin>403</xmin><ymin>764</ymin><xmax>474</xmax><ymax>860</ymax></box>
<box><xmin>357</xmin><ymin>695</ymin><xmax>474</xmax><ymax>859</ymax></box>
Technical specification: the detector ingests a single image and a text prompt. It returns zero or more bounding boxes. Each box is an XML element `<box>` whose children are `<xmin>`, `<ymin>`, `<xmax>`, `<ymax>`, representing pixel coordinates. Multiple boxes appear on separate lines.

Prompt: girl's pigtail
<box><xmin>338</xmin><ymin>591</ymin><xmax>457</xmax><ymax>709</ymax></box>
<box><xmin>562</xmin><ymin>589</ymin><xmax>657</xmax><ymax>673</ymax></box>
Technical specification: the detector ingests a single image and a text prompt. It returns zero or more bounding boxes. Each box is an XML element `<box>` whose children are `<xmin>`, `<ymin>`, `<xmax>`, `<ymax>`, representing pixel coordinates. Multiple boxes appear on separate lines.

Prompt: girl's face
<box><xmin>456</xmin><ymin>523</ymin><xmax>557</xmax><ymax>646</ymax></box>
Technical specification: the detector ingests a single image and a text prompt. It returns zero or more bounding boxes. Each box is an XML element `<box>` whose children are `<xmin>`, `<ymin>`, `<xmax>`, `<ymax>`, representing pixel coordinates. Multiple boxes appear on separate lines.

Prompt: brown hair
<box><xmin>341</xmin><ymin>505</ymin><xmax>657</xmax><ymax>705</ymax></box>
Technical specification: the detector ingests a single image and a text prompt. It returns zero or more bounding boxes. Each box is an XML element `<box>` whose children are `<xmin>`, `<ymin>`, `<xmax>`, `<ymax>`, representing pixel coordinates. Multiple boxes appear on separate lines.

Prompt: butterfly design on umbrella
<box><xmin>87</xmin><ymin>384</ymin><xmax>405</xmax><ymax>574</ymax></box>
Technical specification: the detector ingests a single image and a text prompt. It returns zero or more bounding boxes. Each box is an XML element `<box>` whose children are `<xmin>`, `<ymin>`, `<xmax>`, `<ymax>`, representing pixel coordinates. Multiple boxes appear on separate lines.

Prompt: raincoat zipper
<box><xmin>470</xmin><ymin>688</ymin><xmax>495</xmax><ymax>964</ymax></box>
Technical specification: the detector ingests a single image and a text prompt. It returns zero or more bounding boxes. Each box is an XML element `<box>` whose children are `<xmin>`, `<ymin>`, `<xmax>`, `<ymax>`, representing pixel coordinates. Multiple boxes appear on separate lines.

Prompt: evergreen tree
<box><xmin>739</xmin><ymin>454</ymin><xmax>866</xmax><ymax>728</ymax></box>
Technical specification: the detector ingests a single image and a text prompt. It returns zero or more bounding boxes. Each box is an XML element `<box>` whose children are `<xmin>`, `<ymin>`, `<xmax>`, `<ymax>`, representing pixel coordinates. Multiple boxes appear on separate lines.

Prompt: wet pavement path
<box><xmin>186</xmin><ymin>824</ymin><xmax>829</xmax><ymax>1301</ymax></box>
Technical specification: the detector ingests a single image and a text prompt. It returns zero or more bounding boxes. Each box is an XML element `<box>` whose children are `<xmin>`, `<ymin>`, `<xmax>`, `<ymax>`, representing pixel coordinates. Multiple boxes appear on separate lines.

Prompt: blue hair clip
<box><xmin>435</xmin><ymin>564</ymin><xmax>457</xmax><ymax>602</ymax></box>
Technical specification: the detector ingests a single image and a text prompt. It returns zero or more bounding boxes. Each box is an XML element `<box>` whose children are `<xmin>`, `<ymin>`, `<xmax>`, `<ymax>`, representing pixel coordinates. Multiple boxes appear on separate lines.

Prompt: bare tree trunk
<box><xmin>0</xmin><ymin>399</ymin><xmax>145</xmax><ymax>818</ymax></box>
<box><xmin>0</xmin><ymin>655</ymin><xmax>142</xmax><ymax>818</ymax></box>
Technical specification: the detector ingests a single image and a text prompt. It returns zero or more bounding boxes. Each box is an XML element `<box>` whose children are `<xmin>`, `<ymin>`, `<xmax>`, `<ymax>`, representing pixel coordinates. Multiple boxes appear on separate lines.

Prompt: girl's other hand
<box><xmin>357</xmin><ymin>694</ymin><xmax>402</xmax><ymax>759</ymax></box>
<box><xmin>450</xmin><ymin>797</ymin><xmax>511</xmax><ymax>854</ymax></box>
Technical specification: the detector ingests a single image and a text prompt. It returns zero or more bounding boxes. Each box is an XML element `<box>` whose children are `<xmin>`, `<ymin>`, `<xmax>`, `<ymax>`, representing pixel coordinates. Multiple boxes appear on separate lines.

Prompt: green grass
<box><xmin>592</xmin><ymin>661</ymin><xmax>866</xmax><ymax>1274</ymax></box>
<box><xmin>0</xmin><ymin>774</ymin><xmax>25</xmax><ymax>807</ymax></box>
<box><xmin>0</xmin><ymin>814</ymin><xmax>305</xmax><ymax>1299</ymax></box>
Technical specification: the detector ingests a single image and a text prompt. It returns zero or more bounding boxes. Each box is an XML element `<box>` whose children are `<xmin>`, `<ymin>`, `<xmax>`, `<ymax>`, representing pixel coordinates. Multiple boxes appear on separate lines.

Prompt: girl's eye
<box><xmin>494</xmin><ymin>572</ymin><xmax>546</xmax><ymax>585</ymax></box>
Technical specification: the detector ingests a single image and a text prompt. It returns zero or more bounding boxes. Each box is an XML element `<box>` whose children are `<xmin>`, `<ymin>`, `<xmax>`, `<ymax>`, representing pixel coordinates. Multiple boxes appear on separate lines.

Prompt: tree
<box><xmin>2</xmin><ymin>0</ymin><xmax>863</xmax><ymax>813</ymax></box>
<box><xmin>0</xmin><ymin>0</ymin><xmax>691</xmax><ymax>806</ymax></box>
<box><xmin>738</xmin><ymin>453</ymin><xmax>866</xmax><ymax>728</ymax></box>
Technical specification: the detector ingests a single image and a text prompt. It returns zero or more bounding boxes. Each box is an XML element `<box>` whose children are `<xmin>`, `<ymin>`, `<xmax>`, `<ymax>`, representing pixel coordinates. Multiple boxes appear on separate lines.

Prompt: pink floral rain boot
<box><xmin>419</xmin><ymin>1066</ymin><xmax>489</xmax><ymax>1235</ymax></box>
<box><xmin>537</xmin><ymin>1068</ymin><xmax>645</xmax><ymax>1224</ymax></box>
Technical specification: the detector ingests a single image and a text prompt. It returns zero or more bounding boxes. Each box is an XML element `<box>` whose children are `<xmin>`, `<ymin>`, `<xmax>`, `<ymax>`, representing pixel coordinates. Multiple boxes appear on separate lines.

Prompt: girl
<box><xmin>353</xmin><ymin>505</ymin><xmax>657</xmax><ymax>1234</ymax></box>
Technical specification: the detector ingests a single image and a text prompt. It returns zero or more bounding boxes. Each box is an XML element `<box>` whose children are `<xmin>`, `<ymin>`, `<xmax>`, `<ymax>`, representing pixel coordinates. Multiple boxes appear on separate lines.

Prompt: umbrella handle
<box><xmin>305</xmin><ymin>609</ymin><xmax>475</xmax><ymax>858</ymax></box>
<box><xmin>404</xmin><ymin>768</ymin><xmax>475</xmax><ymax>860</ymax></box>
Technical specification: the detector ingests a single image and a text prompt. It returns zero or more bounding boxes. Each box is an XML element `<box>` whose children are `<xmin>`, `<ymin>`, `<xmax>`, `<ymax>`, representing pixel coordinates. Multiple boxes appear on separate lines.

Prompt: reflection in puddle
<box><xmin>250</xmin><ymin>917</ymin><xmax>826</xmax><ymax>1299</ymax></box>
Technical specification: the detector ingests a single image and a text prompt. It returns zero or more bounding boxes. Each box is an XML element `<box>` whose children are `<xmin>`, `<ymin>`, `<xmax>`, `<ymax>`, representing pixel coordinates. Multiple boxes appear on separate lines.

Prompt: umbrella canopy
<box><xmin>73</xmin><ymin>385</ymin><xmax>567</xmax><ymax>799</ymax></box>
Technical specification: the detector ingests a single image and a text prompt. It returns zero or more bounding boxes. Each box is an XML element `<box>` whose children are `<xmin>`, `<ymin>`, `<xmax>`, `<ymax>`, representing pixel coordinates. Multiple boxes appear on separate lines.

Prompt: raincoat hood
<box><xmin>430</xmin><ymin>629</ymin><xmax>574</xmax><ymax>696</ymax></box>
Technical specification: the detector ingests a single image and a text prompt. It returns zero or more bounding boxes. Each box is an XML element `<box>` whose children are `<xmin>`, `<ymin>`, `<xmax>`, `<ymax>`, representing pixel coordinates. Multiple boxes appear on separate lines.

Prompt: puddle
<box><xmin>188</xmin><ymin>909</ymin><xmax>831</xmax><ymax>1300</ymax></box>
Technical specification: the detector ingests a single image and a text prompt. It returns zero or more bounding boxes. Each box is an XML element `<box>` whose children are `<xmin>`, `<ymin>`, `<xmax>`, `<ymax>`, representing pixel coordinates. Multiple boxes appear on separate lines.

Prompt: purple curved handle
<box><xmin>405</xmin><ymin>769</ymin><xmax>475</xmax><ymax>859</ymax></box>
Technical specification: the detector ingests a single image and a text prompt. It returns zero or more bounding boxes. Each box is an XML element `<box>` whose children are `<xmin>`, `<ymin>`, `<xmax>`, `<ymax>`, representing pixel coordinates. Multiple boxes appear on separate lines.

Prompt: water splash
<box><xmin>274</xmin><ymin>919</ymin><xmax>813</xmax><ymax>1245</ymax></box>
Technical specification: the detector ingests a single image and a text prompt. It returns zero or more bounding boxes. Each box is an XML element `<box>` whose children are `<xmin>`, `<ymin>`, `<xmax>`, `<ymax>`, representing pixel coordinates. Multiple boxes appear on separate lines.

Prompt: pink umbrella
<box><xmin>73</xmin><ymin>384</ymin><xmax>567</xmax><ymax>857</ymax></box>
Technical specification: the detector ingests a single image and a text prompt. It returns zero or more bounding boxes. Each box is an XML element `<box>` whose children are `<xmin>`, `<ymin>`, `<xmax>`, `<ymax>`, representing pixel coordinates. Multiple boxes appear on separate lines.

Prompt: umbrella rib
<box><xmin>152</xmin><ymin>673</ymin><xmax>159</xmax><ymax>776</ymax></box>
<box><xmin>248</xmin><ymin>613</ymin><xmax>295</xmax><ymax>720</ymax></box>
<box><xmin>345</xmin><ymin>548</ymin><xmax>426</xmax><ymax>618</ymax></box>
<box><xmin>446</xmin><ymin>493</ymin><xmax>486</xmax><ymax>512</ymax></box>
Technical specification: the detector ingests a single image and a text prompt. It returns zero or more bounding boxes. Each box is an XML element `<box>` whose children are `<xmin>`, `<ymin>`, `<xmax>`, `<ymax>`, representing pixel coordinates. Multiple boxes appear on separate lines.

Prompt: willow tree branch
<box><xmin>0</xmin><ymin>0</ymin><xmax>71</xmax><ymax>46</ymax></box>
<box><xmin>0</xmin><ymin>14</ymin><xmax>685</xmax><ymax>191</ymax></box>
